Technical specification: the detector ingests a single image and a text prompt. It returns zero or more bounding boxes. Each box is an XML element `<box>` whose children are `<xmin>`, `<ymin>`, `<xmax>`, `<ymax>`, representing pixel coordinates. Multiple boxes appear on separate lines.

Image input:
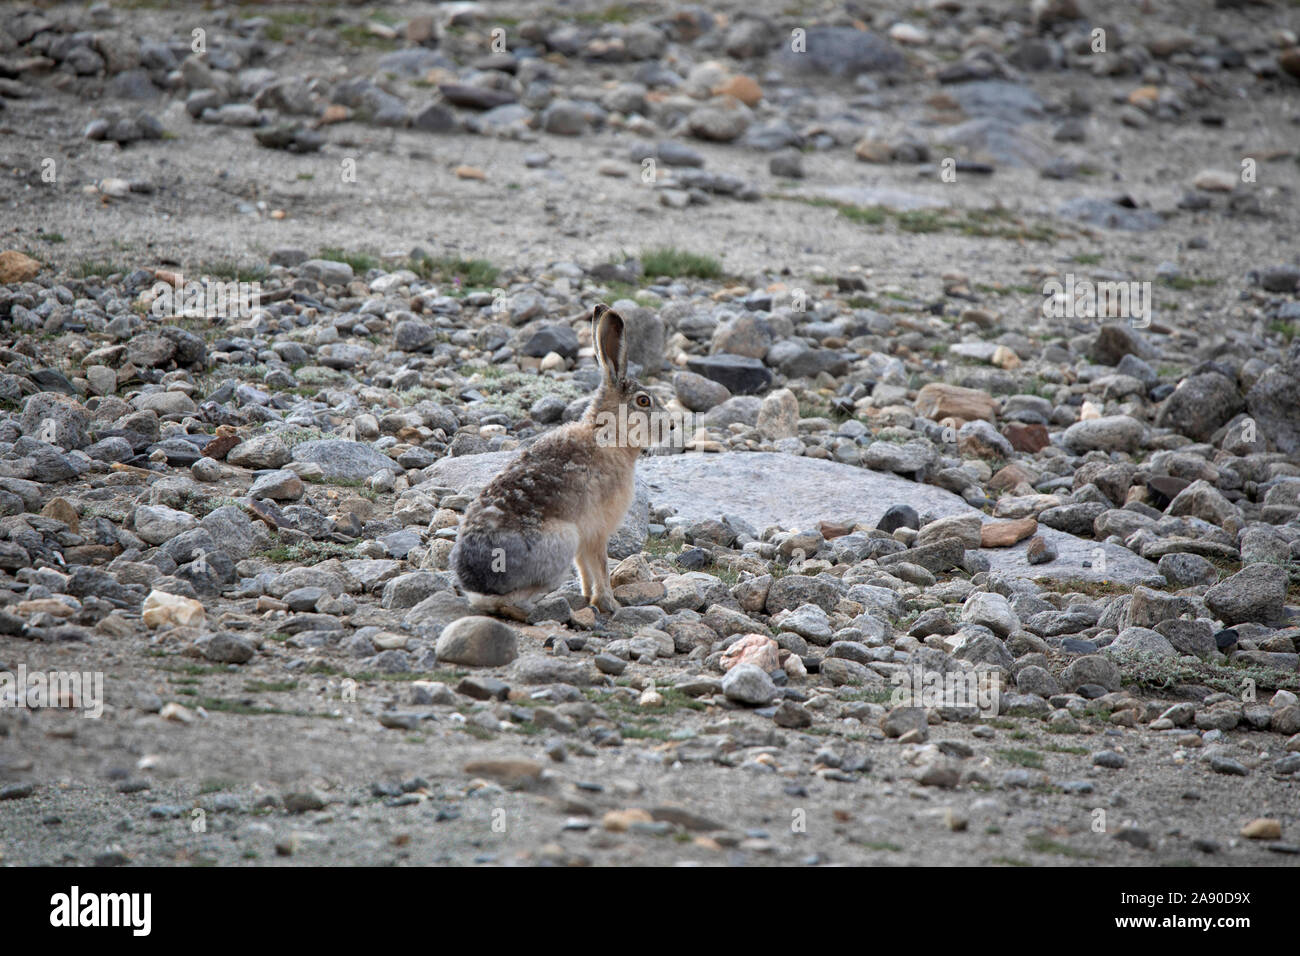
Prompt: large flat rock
<box><xmin>424</xmin><ymin>451</ymin><xmax>1162</xmax><ymax>587</ymax></box>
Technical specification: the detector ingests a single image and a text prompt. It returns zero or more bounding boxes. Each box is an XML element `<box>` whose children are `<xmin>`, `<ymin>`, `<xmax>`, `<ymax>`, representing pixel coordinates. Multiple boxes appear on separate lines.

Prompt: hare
<box><xmin>451</xmin><ymin>304</ymin><xmax>665</xmax><ymax>618</ymax></box>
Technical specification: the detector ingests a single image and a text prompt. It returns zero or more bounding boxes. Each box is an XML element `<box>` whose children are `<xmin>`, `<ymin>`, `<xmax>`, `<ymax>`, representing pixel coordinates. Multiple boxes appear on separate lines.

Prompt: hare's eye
<box><xmin>635</xmin><ymin>394</ymin><xmax>651</xmax><ymax>408</ymax></box>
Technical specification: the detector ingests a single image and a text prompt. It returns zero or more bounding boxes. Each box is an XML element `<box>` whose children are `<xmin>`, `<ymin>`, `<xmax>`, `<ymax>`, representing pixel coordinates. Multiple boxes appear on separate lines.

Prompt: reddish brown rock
<box><xmin>915</xmin><ymin>383</ymin><xmax>996</xmax><ymax>423</ymax></box>
<box><xmin>40</xmin><ymin>496</ymin><xmax>80</xmax><ymax>533</ymax></box>
<box><xmin>462</xmin><ymin>759</ymin><xmax>543</xmax><ymax>789</ymax></box>
<box><xmin>203</xmin><ymin>424</ymin><xmax>240</xmax><ymax>461</ymax></box>
<box><xmin>989</xmin><ymin>463</ymin><xmax>1037</xmax><ymax>492</ymax></box>
<box><xmin>1002</xmin><ymin>422</ymin><xmax>1050</xmax><ymax>453</ymax></box>
<box><xmin>0</xmin><ymin>250</ymin><xmax>40</xmax><ymax>283</ymax></box>
<box><xmin>713</xmin><ymin>75</ymin><xmax>762</xmax><ymax>107</ymax></box>
<box><xmin>981</xmin><ymin>518</ymin><xmax>1038</xmax><ymax>548</ymax></box>
<box><xmin>817</xmin><ymin>519</ymin><xmax>854</xmax><ymax>540</ymax></box>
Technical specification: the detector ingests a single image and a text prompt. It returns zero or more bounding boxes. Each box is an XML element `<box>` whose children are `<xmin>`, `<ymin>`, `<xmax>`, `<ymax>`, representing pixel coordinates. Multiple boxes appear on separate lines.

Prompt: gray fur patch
<box><xmin>451</xmin><ymin>529</ymin><xmax>576</xmax><ymax>596</ymax></box>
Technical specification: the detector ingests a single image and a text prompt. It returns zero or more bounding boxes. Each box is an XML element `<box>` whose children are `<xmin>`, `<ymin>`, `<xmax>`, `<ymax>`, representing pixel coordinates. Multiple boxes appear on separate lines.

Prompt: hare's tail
<box><xmin>451</xmin><ymin>523</ymin><xmax>578</xmax><ymax>597</ymax></box>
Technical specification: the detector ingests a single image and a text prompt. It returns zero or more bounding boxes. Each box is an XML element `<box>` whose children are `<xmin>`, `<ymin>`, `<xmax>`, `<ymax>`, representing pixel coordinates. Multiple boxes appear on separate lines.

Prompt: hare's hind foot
<box><xmin>589</xmin><ymin>589</ymin><xmax>620</xmax><ymax>616</ymax></box>
<box><xmin>466</xmin><ymin>590</ymin><xmax>538</xmax><ymax>622</ymax></box>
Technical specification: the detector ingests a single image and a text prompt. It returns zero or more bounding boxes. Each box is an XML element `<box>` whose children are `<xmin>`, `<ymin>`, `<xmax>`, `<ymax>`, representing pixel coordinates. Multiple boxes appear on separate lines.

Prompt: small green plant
<box><xmin>996</xmin><ymin>748</ymin><xmax>1045</xmax><ymax>769</ymax></box>
<box><xmin>244</xmin><ymin>680</ymin><xmax>299</xmax><ymax>694</ymax></box>
<box><xmin>260</xmin><ymin>540</ymin><xmax>356</xmax><ymax>564</ymax></box>
<box><xmin>72</xmin><ymin>260</ymin><xmax>122</xmax><ymax>278</ymax></box>
<box><xmin>640</xmin><ymin>247</ymin><xmax>723</xmax><ymax>280</ymax></box>
<box><xmin>1159</xmin><ymin>275</ymin><xmax>1218</xmax><ymax>291</ymax></box>
<box><xmin>319</xmin><ymin>247</ymin><xmax>379</xmax><ymax>273</ymax></box>
<box><xmin>409</xmin><ymin>255</ymin><xmax>499</xmax><ymax>289</ymax></box>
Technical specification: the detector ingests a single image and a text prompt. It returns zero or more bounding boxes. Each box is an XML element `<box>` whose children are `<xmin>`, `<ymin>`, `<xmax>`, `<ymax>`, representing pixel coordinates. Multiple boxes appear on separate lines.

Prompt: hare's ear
<box><xmin>593</xmin><ymin>304</ymin><xmax>626</xmax><ymax>384</ymax></box>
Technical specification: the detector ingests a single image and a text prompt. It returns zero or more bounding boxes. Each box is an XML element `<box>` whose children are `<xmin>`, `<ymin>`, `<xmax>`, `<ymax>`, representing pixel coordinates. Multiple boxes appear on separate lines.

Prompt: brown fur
<box><xmin>455</xmin><ymin>304</ymin><xmax>665</xmax><ymax>614</ymax></box>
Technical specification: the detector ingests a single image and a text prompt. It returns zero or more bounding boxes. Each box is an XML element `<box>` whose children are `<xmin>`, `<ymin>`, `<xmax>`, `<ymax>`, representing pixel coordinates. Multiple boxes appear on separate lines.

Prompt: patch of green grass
<box><xmin>351</xmin><ymin>670</ymin><xmax>466</xmax><ymax>683</ymax></box>
<box><xmin>780</xmin><ymin>196</ymin><xmax>1059</xmax><ymax>242</ymax></box>
<box><xmin>199</xmin><ymin>777</ymin><xmax>238</xmax><ymax>795</ymax></box>
<box><xmin>997</xmin><ymin>748</ymin><xmax>1045</xmax><ymax>769</ymax></box>
<box><xmin>958</xmin><ymin>206</ymin><xmax>1059</xmax><ymax>242</ymax></box>
<box><xmin>1269</xmin><ymin>319</ymin><xmax>1296</xmax><ymax>343</ymax></box>
<box><xmin>37</xmin><ymin>232</ymin><xmax>64</xmax><ymax>243</ymax></box>
<box><xmin>1117</xmin><ymin>649</ymin><xmax>1300</xmax><ymax>695</ymax></box>
<box><xmin>71</xmin><ymin>260</ymin><xmax>123</xmax><ymax>278</ymax></box>
<box><xmin>640</xmin><ymin>247</ymin><xmax>723</xmax><ymax>280</ymax></box>
<box><xmin>659</xmin><ymin>688</ymin><xmax>707</xmax><ymax>712</ymax></box>
<box><xmin>601</xmin><ymin>279</ymin><xmax>662</xmax><ymax>309</ymax></box>
<box><xmin>1041</xmin><ymin>578</ymin><xmax>1130</xmax><ymax>598</ymax></box>
<box><xmin>836</xmin><ymin>687</ymin><xmax>896</xmax><ymax>705</ymax></box>
<box><xmin>641</xmin><ymin>535</ymin><xmax>682</xmax><ymax>561</ymax></box>
<box><xmin>337</xmin><ymin>23</ymin><xmax>400</xmax><ymax>48</ymax></box>
<box><xmin>254</xmin><ymin>9</ymin><xmax>324</xmax><ymax>44</ymax></box>
<box><xmin>319</xmin><ymin>247</ymin><xmax>379</xmax><ymax>273</ymax></box>
<box><xmin>1044</xmin><ymin>742</ymin><xmax>1090</xmax><ymax>755</ymax></box>
<box><xmin>244</xmin><ymin>680</ymin><xmax>299</xmax><ymax>694</ymax></box>
<box><xmin>573</xmin><ymin>3</ymin><xmax>640</xmax><ymax>23</ymax></box>
<box><xmin>794</xmin><ymin>196</ymin><xmax>889</xmax><ymax>226</ymax></box>
<box><xmin>1072</xmin><ymin>252</ymin><xmax>1103</xmax><ymax>265</ymax></box>
<box><xmin>855</xmin><ymin>839</ymin><xmax>904</xmax><ymax>852</ymax></box>
<box><xmin>896</xmin><ymin>210</ymin><xmax>945</xmax><ymax>233</ymax></box>
<box><xmin>1159</xmin><ymin>275</ymin><xmax>1218</xmax><ymax>290</ymax></box>
<box><xmin>260</xmin><ymin>540</ymin><xmax>356</xmax><ymax>564</ymax></box>
<box><xmin>409</xmin><ymin>254</ymin><xmax>499</xmax><ymax>290</ymax></box>
<box><xmin>621</xmin><ymin>723</ymin><xmax>673</xmax><ymax>740</ymax></box>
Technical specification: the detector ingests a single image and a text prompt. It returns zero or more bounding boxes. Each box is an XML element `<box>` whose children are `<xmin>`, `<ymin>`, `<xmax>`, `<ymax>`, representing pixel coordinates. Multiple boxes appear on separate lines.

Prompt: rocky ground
<box><xmin>0</xmin><ymin>0</ymin><xmax>1299</xmax><ymax>867</ymax></box>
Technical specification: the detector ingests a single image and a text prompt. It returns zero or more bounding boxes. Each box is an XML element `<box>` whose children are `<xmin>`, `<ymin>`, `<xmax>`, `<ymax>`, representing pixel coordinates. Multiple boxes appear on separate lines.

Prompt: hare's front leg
<box><xmin>578</xmin><ymin>538</ymin><xmax>619</xmax><ymax>614</ymax></box>
<box><xmin>575</xmin><ymin>557</ymin><xmax>593</xmax><ymax>603</ymax></box>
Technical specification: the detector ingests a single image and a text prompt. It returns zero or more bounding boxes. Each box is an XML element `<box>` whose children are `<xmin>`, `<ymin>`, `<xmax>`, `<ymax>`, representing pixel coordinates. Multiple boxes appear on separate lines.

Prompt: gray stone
<box><xmin>133</xmin><ymin>504</ymin><xmax>199</xmax><ymax>545</ymax></box>
<box><xmin>291</xmin><ymin>440</ymin><xmax>397</xmax><ymax>481</ymax></box>
<box><xmin>198</xmin><ymin>632</ymin><xmax>255</xmax><ymax>664</ymax></box>
<box><xmin>249</xmin><ymin>469</ymin><xmax>303</xmax><ymax>501</ymax></box>
<box><xmin>227</xmin><ymin>434</ymin><xmax>290</xmax><ymax>469</ymax></box>
<box><xmin>1156</xmin><ymin>373</ymin><xmax>1244</xmax><ymax>442</ymax></box>
<box><xmin>1059</xmin><ymin>654</ymin><xmax>1121</xmax><ymax>693</ymax></box>
<box><xmin>1205</xmin><ymin>564</ymin><xmax>1288</xmax><ymax>625</ymax></box>
<box><xmin>721</xmin><ymin>663</ymin><xmax>778</xmax><ymax>705</ymax></box>
<box><xmin>1108</xmin><ymin>626</ymin><xmax>1176</xmax><ymax>658</ymax></box>
<box><xmin>1062</xmin><ymin>415</ymin><xmax>1144</xmax><ymax>453</ymax></box>
<box><xmin>436</xmin><ymin>616</ymin><xmax>518</xmax><ymax>667</ymax></box>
